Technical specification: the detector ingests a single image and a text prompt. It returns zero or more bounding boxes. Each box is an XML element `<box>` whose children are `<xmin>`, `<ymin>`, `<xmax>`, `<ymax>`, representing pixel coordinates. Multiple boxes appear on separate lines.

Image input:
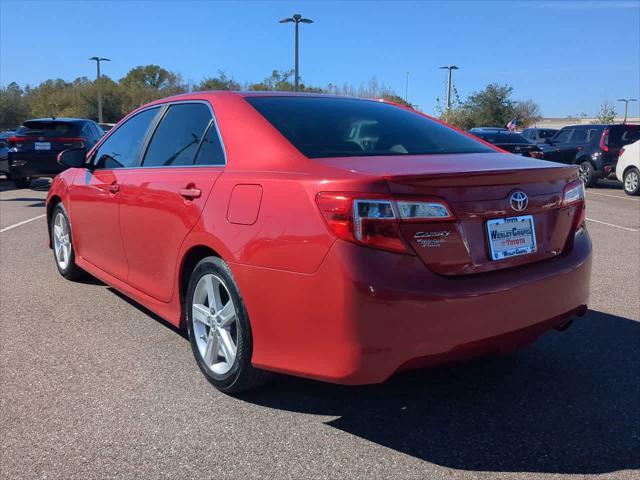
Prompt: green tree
<box><xmin>380</xmin><ymin>94</ymin><xmax>413</xmax><ymax>108</ymax></box>
<box><xmin>594</xmin><ymin>101</ymin><xmax>616</xmax><ymax>124</ymax></box>
<box><xmin>119</xmin><ymin>64</ymin><xmax>185</xmax><ymax>111</ymax></box>
<box><xmin>0</xmin><ymin>82</ymin><xmax>30</xmax><ymax>129</ymax></box>
<box><xmin>464</xmin><ymin>83</ymin><xmax>516</xmax><ymax>128</ymax></box>
<box><xmin>196</xmin><ymin>71</ymin><xmax>240</xmax><ymax>91</ymax></box>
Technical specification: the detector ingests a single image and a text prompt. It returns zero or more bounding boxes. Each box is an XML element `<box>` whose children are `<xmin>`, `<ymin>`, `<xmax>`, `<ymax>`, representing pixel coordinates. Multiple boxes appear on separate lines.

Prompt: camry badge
<box><xmin>510</xmin><ymin>191</ymin><xmax>528</xmax><ymax>212</ymax></box>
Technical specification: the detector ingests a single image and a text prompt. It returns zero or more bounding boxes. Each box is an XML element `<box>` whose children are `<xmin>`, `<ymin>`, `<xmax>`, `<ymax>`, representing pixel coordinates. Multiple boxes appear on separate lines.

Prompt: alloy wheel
<box><xmin>578</xmin><ymin>163</ymin><xmax>591</xmax><ymax>184</ymax></box>
<box><xmin>53</xmin><ymin>212</ymin><xmax>71</xmax><ymax>270</ymax></box>
<box><xmin>192</xmin><ymin>274</ymin><xmax>239</xmax><ymax>375</ymax></box>
<box><xmin>625</xmin><ymin>170</ymin><xmax>639</xmax><ymax>194</ymax></box>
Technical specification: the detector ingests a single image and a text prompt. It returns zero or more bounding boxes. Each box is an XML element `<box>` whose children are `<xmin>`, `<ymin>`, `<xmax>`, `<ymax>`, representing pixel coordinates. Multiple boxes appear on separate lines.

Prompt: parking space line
<box><xmin>586</xmin><ymin>191</ymin><xmax>640</xmax><ymax>202</ymax></box>
<box><xmin>585</xmin><ymin>217</ymin><xmax>639</xmax><ymax>233</ymax></box>
<box><xmin>0</xmin><ymin>214</ymin><xmax>46</xmax><ymax>233</ymax></box>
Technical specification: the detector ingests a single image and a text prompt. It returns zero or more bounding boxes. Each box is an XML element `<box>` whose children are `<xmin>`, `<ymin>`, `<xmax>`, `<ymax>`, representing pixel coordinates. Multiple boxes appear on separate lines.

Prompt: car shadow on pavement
<box><xmin>107</xmin><ymin>287</ymin><xmax>188</xmax><ymax>340</ymax></box>
<box><xmin>242</xmin><ymin>310</ymin><xmax>639</xmax><ymax>475</ymax></box>
<box><xmin>0</xmin><ymin>177</ymin><xmax>51</xmax><ymax>192</ymax></box>
<box><xmin>0</xmin><ymin>197</ymin><xmax>46</xmax><ymax>207</ymax></box>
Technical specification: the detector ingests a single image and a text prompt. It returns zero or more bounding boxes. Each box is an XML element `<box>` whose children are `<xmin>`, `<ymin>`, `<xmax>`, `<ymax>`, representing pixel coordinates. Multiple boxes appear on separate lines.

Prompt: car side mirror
<box><xmin>58</xmin><ymin>148</ymin><xmax>88</xmax><ymax>168</ymax></box>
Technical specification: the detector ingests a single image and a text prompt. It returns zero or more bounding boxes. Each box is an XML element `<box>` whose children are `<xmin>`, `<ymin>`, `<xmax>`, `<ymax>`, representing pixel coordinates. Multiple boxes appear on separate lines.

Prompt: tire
<box><xmin>13</xmin><ymin>177</ymin><xmax>31</xmax><ymax>189</ymax></box>
<box><xmin>623</xmin><ymin>167</ymin><xmax>640</xmax><ymax>196</ymax></box>
<box><xmin>578</xmin><ymin>161</ymin><xmax>597</xmax><ymax>188</ymax></box>
<box><xmin>186</xmin><ymin>256</ymin><xmax>271</xmax><ymax>393</ymax></box>
<box><xmin>50</xmin><ymin>204</ymin><xmax>85</xmax><ymax>280</ymax></box>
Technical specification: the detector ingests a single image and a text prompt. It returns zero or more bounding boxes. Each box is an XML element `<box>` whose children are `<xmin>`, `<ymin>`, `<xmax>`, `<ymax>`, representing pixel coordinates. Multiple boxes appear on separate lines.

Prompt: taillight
<box><xmin>562</xmin><ymin>180</ymin><xmax>585</xmax><ymax>229</ymax></box>
<box><xmin>530</xmin><ymin>150</ymin><xmax>544</xmax><ymax>159</ymax></box>
<box><xmin>599</xmin><ymin>128</ymin><xmax>610</xmax><ymax>152</ymax></box>
<box><xmin>8</xmin><ymin>136</ymin><xmax>30</xmax><ymax>146</ymax></box>
<box><xmin>316</xmin><ymin>193</ymin><xmax>453</xmax><ymax>254</ymax></box>
<box><xmin>619</xmin><ymin>147</ymin><xmax>625</xmax><ymax>157</ymax></box>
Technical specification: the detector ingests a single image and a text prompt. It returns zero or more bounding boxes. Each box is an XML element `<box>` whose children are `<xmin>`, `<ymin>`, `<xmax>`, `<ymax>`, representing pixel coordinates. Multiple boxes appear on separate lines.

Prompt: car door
<box><xmin>545</xmin><ymin>128</ymin><xmax>573</xmax><ymax>163</ymax></box>
<box><xmin>68</xmin><ymin>107</ymin><xmax>161</xmax><ymax>281</ymax></box>
<box><xmin>118</xmin><ymin>101</ymin><xmax>226</xmax><ymax>302</ymax></box>
<box><xmin>562</xmin><ymin>128</ymin><xmax>589</xmax><ymax>163</ymax></box>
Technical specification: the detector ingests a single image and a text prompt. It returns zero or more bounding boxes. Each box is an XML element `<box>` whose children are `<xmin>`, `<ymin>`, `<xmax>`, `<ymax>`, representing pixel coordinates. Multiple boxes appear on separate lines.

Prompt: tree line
<box><xmin>0</xmin><ymin>63</ymin><xmax>544</xmax><ymax>130</ymax></box>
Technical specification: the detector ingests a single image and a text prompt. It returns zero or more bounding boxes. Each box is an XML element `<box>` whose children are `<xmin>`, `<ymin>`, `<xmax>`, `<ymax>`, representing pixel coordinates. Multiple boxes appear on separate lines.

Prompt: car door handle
<box><xmin>179</xmin><ymin>186</ymin><xmax>201</xmax><ymax>199</ymax></box>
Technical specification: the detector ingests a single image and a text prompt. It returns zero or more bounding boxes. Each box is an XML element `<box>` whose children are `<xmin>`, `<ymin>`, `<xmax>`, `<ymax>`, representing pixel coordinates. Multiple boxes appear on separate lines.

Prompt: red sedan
<box><xmin>47</xmin><ymin>92</ymin><xmax>591</xmax><ymax>392</ymax></box>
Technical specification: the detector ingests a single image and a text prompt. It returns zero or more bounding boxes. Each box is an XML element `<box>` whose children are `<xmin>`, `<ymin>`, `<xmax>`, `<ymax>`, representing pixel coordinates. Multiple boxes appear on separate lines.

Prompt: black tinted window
<box><xmin>570</xmin><ymin>129</ymin><xmax>588</xmax><ymax>143</ymax></box>
<box><xmin>610</xmin><ymin>125</ymin><xmax>640</xmax><ymax>147</ymax></box>
<box><xmin>476</xmin><ymin>133</ymin><xmax>529</xmax><ymax>144</ymax></box>
<box><xmin>17</xmin><ymin>121</ymin><xmax>80</xmax><ymax>137</ymax></box>
<box><xmin>93</xmin><ymin>107</ymin><xmax>159</xmax><ymax>169</ymax></box>
<box><xmin>247</xmin><ymin>96</ymin><xmax>493</xmax><ymax>158</ymax></box>
<box><xmin>554</xmin><ymin>129</ymin><xmax>572</xmax><ymax>144</ymax></box>
<box><xmin>194</xmin><ymin>122</ymin><xmax>226</xmax><ymax>166</ymax></box>
<box><xmin>539</xmin><ymin>129</ymin><xmax>557</xmax><ymax>139</ymax></box>
<box><xmin>142</xmin><ymin>103</ymin><xmax>212</xmax><ymax>167</ymax></box>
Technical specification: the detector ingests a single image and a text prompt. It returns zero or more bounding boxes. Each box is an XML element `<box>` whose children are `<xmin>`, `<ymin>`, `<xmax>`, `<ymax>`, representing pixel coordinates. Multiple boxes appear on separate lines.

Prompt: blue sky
<box><xmin>1</xmin><ymin>0</ymin><xmax>639</xmax><ymax>118</ymax></box>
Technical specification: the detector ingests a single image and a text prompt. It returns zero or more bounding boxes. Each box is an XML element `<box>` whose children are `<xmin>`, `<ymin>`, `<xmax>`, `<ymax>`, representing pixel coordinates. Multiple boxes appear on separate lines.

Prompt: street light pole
<box><xmin>89</xmin><ymin>57</ymin><xmax>110</xmax><ymax>123</ymax></box>
<box><xmin>439</xmin><ymin>65</ymin><xmax>459</xmax><ymax>114</ymax></box>
<box><xmin>405</xmin><ymin>72</ymin><xmax>409</xmax><ymax>103</ymax></box>
<box><xmin>617</xmin><ymin>98</ymin><xmax>638</xmax><ymax>124</ymax></box>
<box><xmin>279</xmin><ymin>14</ymin><xmax>313</xmax><ymax>92</ymax></box>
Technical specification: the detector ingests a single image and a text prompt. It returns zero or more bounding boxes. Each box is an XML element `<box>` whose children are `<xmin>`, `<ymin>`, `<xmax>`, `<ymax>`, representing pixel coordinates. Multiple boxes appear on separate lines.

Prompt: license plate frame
<box><xmin>487</xmin><ymin>215</ymin><xmax>537</xmax><ymax>261</ymax></box>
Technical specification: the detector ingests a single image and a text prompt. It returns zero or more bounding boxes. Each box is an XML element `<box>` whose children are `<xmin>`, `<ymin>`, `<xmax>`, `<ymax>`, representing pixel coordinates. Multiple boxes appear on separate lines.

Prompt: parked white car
<box><xmin>616</xmin><ymin>140</ymin><xmax>640</xmax><ymax>196</ymax></box>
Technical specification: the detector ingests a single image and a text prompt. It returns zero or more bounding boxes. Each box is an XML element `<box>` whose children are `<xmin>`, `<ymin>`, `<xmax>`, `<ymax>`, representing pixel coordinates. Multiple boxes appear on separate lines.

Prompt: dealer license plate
<box><xmin>487</xmin><ymin>215</ymin><xmax>537</xmax><ymax>261</ymax></box>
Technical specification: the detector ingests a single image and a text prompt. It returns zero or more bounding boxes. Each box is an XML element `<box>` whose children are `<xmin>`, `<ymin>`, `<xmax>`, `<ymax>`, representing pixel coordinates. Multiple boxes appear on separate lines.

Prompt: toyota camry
<box><xmin>46</xmin><ymin>92</ymin><xmax>592</xmax><ymax>392</ymax></box>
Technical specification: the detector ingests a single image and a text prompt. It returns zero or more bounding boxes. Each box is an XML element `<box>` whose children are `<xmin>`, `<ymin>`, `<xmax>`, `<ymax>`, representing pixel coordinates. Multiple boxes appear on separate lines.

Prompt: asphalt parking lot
<box><xmin>1</xmin><ymin>177</ymin><xmax>638</xmax><ymax>480</ymax></box>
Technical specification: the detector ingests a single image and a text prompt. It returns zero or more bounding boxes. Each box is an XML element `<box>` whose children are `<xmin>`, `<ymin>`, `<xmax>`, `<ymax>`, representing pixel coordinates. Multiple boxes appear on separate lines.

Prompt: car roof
<box><xmin>24</xmin><ymin>117</ymin><xmax>89</xmax><ymax>123</ymax></box>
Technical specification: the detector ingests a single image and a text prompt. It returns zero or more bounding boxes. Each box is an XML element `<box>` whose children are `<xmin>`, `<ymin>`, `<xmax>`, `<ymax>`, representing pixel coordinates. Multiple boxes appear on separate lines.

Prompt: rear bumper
<box><xmin>233</xmin><ymin>228</ymin><xmax>592</xmax><ymax>385</ymax></box>
<box><xmin>8</xmin><ymin>152</ymin><xmax>64</xmax><ymax>178</ymax></box>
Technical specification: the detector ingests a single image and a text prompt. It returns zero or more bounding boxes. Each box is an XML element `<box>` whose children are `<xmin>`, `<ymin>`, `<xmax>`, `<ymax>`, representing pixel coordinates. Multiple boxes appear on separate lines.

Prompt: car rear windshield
<box><xmin>16</xmin><ymin>121</ymin><xmax>81</xmax><ymax>137</ymax></box>
<box><xmin>246</xmin><ymin>96</ymin><xmax>494</xmax><ymax>158</ymax></box>
<box><xmin>609</xmin><ymin>124</ymin><xmax>640</xmax><ymax>147</ymax></box>
<box><xmin>475</xmin><ymin>133</ymin><xmax>530</xmax><ymax>144</ymax></box>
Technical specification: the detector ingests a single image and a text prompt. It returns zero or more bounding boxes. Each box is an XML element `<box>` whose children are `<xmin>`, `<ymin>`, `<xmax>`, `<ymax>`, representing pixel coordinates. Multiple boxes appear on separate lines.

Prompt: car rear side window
<box><xmin>142</xmin><ymin>103</ymin><xmax>212</xmax><ymax>167</ymax></box>
<box><xmin>93</xmin><ymin>107</ymin><xmax>160</xmax><ymax>169</ymax></box>
<box><xmin>571</xmin><ymin>130</ymin><xmax>588</xmax><ymax>143</ymax></box>
<box><xmin>246</xmin><ymin>96</ymin><xmax>494</xmax><ymax>158</ymax></box>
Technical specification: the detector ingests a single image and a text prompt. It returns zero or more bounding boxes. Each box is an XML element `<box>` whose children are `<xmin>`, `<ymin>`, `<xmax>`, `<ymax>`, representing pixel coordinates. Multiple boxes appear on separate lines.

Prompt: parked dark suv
<box><xmin>8</xmin><ymin>118</ymin><xmax>104</xmax><ymax>188</ymax></box>
<box><xmin>541</xmin><ymin>124</ymin><xmax>640</xmax><ymax>186</ymax></box>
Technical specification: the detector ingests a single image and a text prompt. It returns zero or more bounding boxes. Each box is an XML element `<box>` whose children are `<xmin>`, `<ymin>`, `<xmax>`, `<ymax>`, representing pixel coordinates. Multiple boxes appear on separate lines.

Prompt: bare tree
<box><xmin>515</xmin><ymin>99</ymin><xmax>542</xmax><ymax>128</ymax></box>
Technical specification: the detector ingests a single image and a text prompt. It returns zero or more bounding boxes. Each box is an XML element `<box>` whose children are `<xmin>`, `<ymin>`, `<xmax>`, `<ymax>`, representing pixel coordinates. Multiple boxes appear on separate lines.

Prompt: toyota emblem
<box><xmin>510</xmin><ymin>191</ymin><xmax>528</xmax><ymax>212</ymax></box>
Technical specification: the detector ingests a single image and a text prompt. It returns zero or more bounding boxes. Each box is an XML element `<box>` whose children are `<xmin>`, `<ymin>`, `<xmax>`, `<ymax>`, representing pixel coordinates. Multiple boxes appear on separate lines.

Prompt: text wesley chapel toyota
<box><xmin>46</xmin><ymin>92</ymin><xmax>592</xmax><ymax>392</ymax></box>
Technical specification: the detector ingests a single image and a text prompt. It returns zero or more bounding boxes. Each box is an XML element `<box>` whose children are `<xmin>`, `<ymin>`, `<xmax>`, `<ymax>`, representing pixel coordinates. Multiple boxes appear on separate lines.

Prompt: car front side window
<box><xmin>92</xmin><ymin>107</ymin><xmax>160</xmax><ymax>169</ymax></box>
<box><xmin>142</xmin><ymin>103</ymin><xmax>212</xmax><ymax>167</ymax></box>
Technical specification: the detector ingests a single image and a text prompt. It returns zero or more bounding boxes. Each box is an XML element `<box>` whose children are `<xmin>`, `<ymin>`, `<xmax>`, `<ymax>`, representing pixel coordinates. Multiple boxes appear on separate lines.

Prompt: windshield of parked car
<box><xmin>474</xmin><ymin>133</ymin><xmax>530</xmax><ymax>144</ymax></box>
<box><xmin>17</xmin><ymin>121</ymin><xmax>80</xmax><ymax>137</ymax></box>
<box><xmin>246</xmin><ymin>96</ymin><xmax>494</xmax><ymax>158</ymax></box>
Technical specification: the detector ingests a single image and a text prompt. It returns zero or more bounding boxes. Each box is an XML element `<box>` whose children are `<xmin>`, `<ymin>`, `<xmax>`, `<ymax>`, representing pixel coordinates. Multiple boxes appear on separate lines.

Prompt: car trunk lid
<box><xmin>318</xmin><ymin>153</ymin><xmax>582</xmax><ymax>275</ymax></box>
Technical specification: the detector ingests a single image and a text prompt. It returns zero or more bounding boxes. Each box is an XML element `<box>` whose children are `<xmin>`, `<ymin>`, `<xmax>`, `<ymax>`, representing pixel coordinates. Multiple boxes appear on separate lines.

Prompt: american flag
<box><xmin>506</xmin><ymin>118</ymin><xmax>517</xmax><ymax>131</ymax></box>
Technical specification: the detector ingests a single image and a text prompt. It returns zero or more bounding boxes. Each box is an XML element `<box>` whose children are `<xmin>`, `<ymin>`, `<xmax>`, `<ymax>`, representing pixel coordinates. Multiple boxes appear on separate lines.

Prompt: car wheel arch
<box><xmin>46</xmin><ymin>195</ymin><xmax>63</xmax><ymax>248</ymax></box>
<box><xmin>178</xmin><ymin>244</ymin><xmax>223</xmax><ymax>329</ymax></box>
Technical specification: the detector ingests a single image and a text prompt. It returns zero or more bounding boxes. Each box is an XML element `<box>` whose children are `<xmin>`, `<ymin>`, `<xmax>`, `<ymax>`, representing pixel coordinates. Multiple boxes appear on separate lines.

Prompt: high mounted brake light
<box><xmin>316</xmin><ymin>193</ymin><xmax>453</xmax><ymax>254</ymax></box>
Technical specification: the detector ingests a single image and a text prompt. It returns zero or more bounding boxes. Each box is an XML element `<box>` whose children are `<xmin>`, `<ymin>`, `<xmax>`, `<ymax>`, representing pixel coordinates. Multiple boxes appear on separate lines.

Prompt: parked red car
<box><xmin>47</xmin><ymin>92</ymin><xmax>592</xmax><ymax>392</ymax></box>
